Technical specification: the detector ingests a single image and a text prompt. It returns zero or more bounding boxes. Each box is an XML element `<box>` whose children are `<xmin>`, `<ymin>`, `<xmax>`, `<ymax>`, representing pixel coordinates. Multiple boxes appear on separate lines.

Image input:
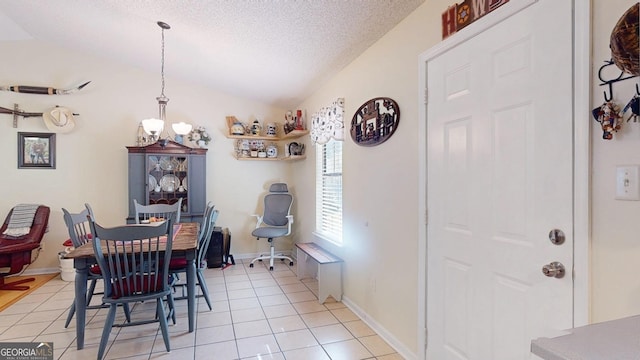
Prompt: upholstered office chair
<box><xmin>133</xmin><ymin>198</ymin><xmax>182</xmax><ymax>224</ymax></box>
<box><xmin>89</xmin><ymin>219</ymin><xmax>175</xmax><ymax>360</ymax></box>
<box><xmin>170</xmin><ymin>203</ymin><xmax>218</xmax><ymax>310</ymax></box>
<box><xmin>249</xmin><ymin>183</ymin><xmax>294</xmax><ymax>271</ymax></box>
<box><xmin>0</xmin><ymin>205</ymin><xmax>50</xmax><ymax>290</ymax></box>
<box><xmin>62</xmin><ymin>206</ymin><xmax>131</xmax><ymax>328</ymax></box>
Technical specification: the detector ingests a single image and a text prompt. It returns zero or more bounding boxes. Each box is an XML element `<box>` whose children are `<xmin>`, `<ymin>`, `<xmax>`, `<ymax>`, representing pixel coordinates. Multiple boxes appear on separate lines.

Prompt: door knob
<box><xmin>542</xmin><ymin>262</ymin><xmax>565</xmax><ymax>278</ymax></box>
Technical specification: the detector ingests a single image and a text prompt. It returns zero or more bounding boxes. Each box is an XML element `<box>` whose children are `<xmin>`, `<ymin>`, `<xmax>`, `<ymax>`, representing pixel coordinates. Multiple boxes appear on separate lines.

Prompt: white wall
<box><xmin>590</xmin><ymin>0</ymin><xmax>640</xmax><ymax>322</ymax></box>
<box><xmin>0</xmin><ymin>40</ymin><xmax>291</xmax><ymax>273</ymax></box>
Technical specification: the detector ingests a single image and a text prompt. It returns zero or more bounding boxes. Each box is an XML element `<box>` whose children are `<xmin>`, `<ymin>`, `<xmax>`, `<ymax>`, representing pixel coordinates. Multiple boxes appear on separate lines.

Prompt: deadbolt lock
<box><xmin>548</xmin><ymin>229</ymin><xmax>565</xmax><ymax>245</ymax></box>
<box><xmin>542</xmin><ymin>261</ymin><xmax>565</xmax><ymax>278</ymax></box>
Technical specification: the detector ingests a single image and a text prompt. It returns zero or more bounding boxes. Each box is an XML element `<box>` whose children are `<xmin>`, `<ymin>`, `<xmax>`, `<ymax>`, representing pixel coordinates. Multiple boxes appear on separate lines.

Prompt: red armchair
<box><xmin>0</xmin><ymin>205</ymin><xmax>50</xmax><ymax>290</ymax></box>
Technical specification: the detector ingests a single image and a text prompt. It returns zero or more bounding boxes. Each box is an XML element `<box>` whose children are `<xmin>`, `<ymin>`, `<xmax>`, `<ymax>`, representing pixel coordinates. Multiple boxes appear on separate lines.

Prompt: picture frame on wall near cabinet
<box><xmin>18</xmin><ymin>132</ymin><xmax>56</xmax><ymax>169</ymax></box>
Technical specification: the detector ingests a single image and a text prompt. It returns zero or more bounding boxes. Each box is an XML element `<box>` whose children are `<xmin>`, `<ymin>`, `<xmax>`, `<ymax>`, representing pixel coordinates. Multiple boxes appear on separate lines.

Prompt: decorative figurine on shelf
<box><xmin>284</xmin><ymin>110</ymin><xmax>296</xmax><ymax>134</ymax></box>
<box><xmin>266</xmin><ymin>143</ymin><xmax>278</xmax><ymax>158</ymax></box>
<box><xmin>188</xmin><ymin>125</ymin><xmax>211</xmax><ymax>147</ymax></box>
<box><xmin>266</xmin><ymin>122</ymin><xmax>277</xmax><ymax>136</ymax></box>
<box><xmin>231</xmin><ymin>120</ymin><xmax>246</xmax><ymax>135</ymax></box>
<box><xmin>237</xmin><ymin>139</ymin><xmax>250</xmax><ymax>157</ymax></box>
<box><xmin>251</xmin><ymin>119</ymin><xmax>262</xmax><ymax>135</ymax></box>
<box><xmin>295</xmin><ymin>109</ymin><xmax>305</xmax><ymax>130</ymax></box>
<box><xmin>136</xmin><ymin>122</ymin><xmax>147</xmax><ymax>146</ymax></box>
<box><xmin>288</xmin><ymin>142</ymin><xmax>305</xmax><ymax>156</ymax></box>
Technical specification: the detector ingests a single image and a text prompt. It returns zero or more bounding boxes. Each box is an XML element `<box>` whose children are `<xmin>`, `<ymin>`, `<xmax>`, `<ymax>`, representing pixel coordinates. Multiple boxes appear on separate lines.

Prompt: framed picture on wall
<box><xmin>18</xmin><ymin>132</ymin><xmax>56</xmax><ymax>169</ymax></box>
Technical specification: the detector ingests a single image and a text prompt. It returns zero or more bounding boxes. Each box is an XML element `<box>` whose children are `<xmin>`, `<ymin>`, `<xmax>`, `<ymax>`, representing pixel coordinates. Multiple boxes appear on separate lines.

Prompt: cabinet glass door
<box><xmin>147</xmin><ymin>155</ymin><xmax>189</xmax><ymax>213</ymax></box>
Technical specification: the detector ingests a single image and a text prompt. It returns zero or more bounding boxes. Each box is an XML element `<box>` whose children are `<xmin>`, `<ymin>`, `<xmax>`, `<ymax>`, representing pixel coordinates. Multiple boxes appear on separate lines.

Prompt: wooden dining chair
<box><xmin>133</xmin><ymin>198</ymin><xmax>182</xmax><ymax>224</ymax></box>
<box><xmin>62</xmin><ymin>206</ymin><xmax>131</xmax><ymax>328</ymax></box>
<box><xmin>89</xmin><ymin>218</ymin><xmax>175</xmax><ymax>360</ymax></box>
<box><xmin>169</xmin><ymin>203</ymin><xmax>217</xmax><ymax>310</ymax></box>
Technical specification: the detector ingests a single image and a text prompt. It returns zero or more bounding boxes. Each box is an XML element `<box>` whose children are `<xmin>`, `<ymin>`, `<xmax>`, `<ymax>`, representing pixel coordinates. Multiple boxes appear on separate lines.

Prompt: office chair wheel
<box><xmin>289</xmin><ymin>262</ymin><xmax>294</xmax><ymax>266</ymax></box>
<box><xmin>269</xmin><ymin>266</ymin><xmax>274</xmax><ymax>271</ymax></box>
<box><xmin>249</xmin><ymin>263</ymin><xmax>254</xmax><ymax>268</ymax></box>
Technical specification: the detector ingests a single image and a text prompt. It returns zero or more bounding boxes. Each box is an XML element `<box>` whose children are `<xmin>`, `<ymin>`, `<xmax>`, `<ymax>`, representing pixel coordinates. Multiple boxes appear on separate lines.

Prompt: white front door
<box><xmin>426</xmin><ymin>1</ymin><xmax>573</xmax><ymax>359</ymax></box>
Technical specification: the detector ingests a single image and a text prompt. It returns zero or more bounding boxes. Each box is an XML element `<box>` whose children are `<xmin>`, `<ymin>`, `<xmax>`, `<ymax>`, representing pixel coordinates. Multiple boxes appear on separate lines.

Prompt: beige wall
<box><xmin>294</xmin><ymin>1</ymin><xmax>447</xmax><ymax>356</ymax></box>
<box><xmin>0</xmin><ymin>40</ymin><xmax>292</xmax><ymax>273</ymax></box>
<box><xmin>590</xmin><ymin>0</ymin><xmax>640</xmax><ymax>322</ymax></box>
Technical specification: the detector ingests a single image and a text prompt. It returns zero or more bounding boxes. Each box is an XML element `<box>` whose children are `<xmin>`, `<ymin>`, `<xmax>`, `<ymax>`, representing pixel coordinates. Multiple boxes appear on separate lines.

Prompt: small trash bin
<box><xmin>58</xmin><ymin>251</ymin><xmax>74</xmax><ymax>282</ymax></box>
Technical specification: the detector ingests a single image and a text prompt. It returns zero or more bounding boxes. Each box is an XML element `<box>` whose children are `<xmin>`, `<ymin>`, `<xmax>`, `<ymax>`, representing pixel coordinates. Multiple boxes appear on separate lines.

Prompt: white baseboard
<box><xmin>342</xmin><ymin>296</ymin><xmax>417</xmax><ymax>360</ymax></box>
<box><xmin>8</xmin><ymin>267</ymin><xmax>60</xmax><ymax>277</ymax></box>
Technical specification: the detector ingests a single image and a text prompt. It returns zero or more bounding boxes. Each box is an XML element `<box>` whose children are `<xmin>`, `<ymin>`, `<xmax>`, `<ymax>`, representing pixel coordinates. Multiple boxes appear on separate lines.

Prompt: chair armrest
<box><xmin>252</xmin><ymin>214</ymin><xmax>263</xmax><ymax>228</ymax></box>
<box><xmin>286</xmin><ymin>215</ymin><xmax>294</xmax><ymax>235</ymax></box>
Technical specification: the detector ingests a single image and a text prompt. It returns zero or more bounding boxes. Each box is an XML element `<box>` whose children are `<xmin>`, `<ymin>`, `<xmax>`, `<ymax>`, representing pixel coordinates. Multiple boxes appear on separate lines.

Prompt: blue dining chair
<box><xmin>169</xmin><ymin>203</ymin><xmax>218</xmax><ymax>310</ymax></box>
<box><xmin>62</xmin><ymin>206</ymin><xmax>131</xmax><ymax>328</ymax></box>
<box><xmin>89</xmin><ymin>218</ymin><xmax>175</xmax><ymax>360</ymax></box>
<box><xmin>133</xmin><ymin>198</ymin><xmax>182</xmax><ymax>224</ymax></box>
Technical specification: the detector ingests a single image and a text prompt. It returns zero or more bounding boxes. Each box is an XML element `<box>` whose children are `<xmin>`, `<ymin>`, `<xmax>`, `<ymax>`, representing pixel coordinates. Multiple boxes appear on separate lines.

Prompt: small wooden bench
<box><xmin>295</xmin><ymin>242</ymin><xmax>343</xmax><ymax>304</ymax></box>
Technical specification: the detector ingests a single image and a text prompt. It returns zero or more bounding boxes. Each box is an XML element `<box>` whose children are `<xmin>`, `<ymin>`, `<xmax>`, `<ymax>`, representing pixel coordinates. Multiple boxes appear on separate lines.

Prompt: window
<box><xmin>316</xmin><ymin>139</ymin><xmax>343</xmax><ymax>244</ymax></box>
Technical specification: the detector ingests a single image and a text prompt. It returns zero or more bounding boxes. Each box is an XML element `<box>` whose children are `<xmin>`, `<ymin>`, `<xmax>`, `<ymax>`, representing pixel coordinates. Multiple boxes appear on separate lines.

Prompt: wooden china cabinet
<box><xmin>126</xmin><ymin>140</ymin><xmax>207</xmax><ymax>224</ymax></box>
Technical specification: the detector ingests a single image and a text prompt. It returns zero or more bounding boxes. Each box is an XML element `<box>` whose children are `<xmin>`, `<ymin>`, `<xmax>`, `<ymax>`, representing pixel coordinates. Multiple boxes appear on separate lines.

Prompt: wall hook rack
<box><xmin>1</xmin><ymin>103</ymin><xmax>79</xmax><ymax>128</ymax></box>
<box><xmin>598</xmin><ymin>59</ymin><xmax>639</xmax><ymax>102</ymax></box>
<box><xmin>0</xmin><ymin>104</ymin><xmax>42</xmax><ymax>128</ymax></box>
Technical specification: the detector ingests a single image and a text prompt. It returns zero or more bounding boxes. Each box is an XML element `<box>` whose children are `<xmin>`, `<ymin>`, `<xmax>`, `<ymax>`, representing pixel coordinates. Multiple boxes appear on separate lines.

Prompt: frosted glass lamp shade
<box><xmin>172</xmin><ymin>122</ymin><xmax>193</xmax><ymax>135</ymax></box>
<box><xmin>141</xmin><ymin>118</ymin><xmax>164</xmax><ymax>135</ymax></box>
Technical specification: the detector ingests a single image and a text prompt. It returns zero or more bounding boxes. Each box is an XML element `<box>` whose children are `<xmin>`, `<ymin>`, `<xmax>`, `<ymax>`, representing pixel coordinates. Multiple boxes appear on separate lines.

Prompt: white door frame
<box><xmin>416</xmin><ymin>1</ymin><xmax>591</xmax><ymax>359</ymax></box>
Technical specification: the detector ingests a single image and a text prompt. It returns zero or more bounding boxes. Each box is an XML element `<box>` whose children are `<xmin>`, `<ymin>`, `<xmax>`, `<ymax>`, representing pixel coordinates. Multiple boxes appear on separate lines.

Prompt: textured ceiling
<box><xmin>0</xmin><ymin>0</ymin><xmax>424</xmax><ymax>108</ymax></box>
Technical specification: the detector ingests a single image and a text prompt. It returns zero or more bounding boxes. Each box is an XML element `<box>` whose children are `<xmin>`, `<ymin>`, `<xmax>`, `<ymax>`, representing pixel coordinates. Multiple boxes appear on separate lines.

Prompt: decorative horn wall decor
<box><xmin>0</xmin><ymin>81</ymin><xmax>91</xmax><ymax>95</ymax></box>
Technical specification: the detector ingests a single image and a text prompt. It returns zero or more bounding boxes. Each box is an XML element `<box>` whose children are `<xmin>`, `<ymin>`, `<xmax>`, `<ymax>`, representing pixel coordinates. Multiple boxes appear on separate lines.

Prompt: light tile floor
<box><xmin>0</xmin><ymin>259</ymin><xmax>404</xmax><ymax>360</ymax></box>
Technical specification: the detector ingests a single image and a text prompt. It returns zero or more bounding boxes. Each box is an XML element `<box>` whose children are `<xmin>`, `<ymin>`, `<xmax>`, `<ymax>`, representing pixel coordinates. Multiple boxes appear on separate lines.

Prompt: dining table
<box><xmin>64</xmin><ymin>221</ymin><xmax>200</xmax><ymax>350</ymax></box>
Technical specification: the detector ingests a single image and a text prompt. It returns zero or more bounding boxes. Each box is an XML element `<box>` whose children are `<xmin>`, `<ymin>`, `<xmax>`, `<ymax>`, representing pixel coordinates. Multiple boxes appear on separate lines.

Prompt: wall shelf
<box><xmin>225</xmin><ymin>116</ymin><xmax>308</xmax><ymax>161</ymax></box>
<box><xmin>234</xmin><ymin>155</ymin><xmax>306</xmax><ymax>161</ymax></box>
<box><xmin>224</xmin><ymin>129</ymin><xmax>309</xmax><ymax>141</ymax></box>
